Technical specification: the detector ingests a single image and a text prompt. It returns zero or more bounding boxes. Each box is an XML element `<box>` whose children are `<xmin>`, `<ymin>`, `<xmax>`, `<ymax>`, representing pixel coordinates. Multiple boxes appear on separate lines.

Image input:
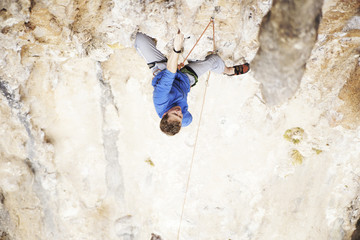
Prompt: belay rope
<box><xmin>178</xmin><ymin>17</ymin><xmax>216</xmax><ymax>70</ymax></box>
<box><xmin>176</xmin><ymin>17</ymin><xmax>215</xmax><ymax>240</ymax></box>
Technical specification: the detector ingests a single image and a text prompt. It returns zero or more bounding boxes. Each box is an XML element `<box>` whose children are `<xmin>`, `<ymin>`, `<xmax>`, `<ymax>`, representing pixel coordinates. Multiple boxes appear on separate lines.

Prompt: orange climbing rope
<box><xmin>178</xmin><ymin>17</ymin><xmax>215</xmax><ymax>70</ymax></box>
<box><xmin>176</xmin><ymin>17</ymin><xmax>216</xmax><ymax>240</ymax></box>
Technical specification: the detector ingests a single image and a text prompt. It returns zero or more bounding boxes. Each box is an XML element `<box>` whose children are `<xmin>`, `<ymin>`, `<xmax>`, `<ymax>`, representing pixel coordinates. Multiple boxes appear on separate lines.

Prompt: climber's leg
<box><xmin>181</xmin><ymin>54</ymin><xmax>225</xmax><ymax>86</ymax></box>
<box><xmin>135</xmin><ymin>32</ymin><xmax>167</xmax><ymax>75</ymax></box>
<box><xmin>185</xmin><ymin>54</ymin><xmax>225</xmax><ymax>77</ymax></box>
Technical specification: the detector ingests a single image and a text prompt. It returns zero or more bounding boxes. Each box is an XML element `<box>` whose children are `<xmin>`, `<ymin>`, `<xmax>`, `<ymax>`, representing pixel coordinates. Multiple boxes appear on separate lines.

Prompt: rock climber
<box><xmin>135</xmin><ymin>30</ymin><xmax>250</xmax><ymax>136</ymax></box>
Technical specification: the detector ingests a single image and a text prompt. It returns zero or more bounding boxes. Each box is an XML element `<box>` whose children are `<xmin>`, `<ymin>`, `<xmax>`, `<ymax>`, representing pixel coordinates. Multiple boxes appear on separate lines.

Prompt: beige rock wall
<box><xmin>0</xmin><ymin>0</ymin><xmax>359</xmax><ymax>240</ymax></box>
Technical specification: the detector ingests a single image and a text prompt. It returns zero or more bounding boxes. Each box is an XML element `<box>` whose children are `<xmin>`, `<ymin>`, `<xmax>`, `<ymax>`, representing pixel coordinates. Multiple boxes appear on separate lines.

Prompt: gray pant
<box><xmin>135</xmin><ymin>32</ymin><xmax>225</xmax><ymax>86</ymax></box>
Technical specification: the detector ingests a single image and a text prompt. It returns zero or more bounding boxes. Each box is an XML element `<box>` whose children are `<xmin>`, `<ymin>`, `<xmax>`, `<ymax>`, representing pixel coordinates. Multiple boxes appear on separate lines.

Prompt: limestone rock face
<box><xmin>251</xmin><ymin>0</ymin><xmax>323</xmax><ymax>105</ymax></box>
<box><xmin>0</xmin><ymin>0</ymin><xmax>360</xmax><ymax>240</ymax></box>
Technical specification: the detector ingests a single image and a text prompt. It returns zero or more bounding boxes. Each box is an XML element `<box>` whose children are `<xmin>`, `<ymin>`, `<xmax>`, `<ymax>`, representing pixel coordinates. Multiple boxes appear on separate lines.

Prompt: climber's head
<box><xmin>160</xmin><ymin>106</ymin><xmax>183</xmax><ymax>136</ymax></box>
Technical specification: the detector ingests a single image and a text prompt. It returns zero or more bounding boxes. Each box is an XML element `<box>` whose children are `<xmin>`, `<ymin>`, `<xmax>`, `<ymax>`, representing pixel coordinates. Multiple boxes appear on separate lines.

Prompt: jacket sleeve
<box><xmin>153</xmin><ymin>70</ymin><xmax>176</xmax><ymax>114</ymax></box>
<box><xmin>181</xmin><ymin>111</ymin><xmax>192</xmax><ymax>127</ymax></box>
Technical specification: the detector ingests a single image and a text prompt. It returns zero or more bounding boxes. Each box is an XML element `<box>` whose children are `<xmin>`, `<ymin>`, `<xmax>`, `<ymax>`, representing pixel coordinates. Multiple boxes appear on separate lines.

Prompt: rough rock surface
<box><xmin>251</xmin><ymin>0</ymin><xmax>323</xmax><ymax>105</ymax></box>
<box><xmin>0</xmin><ymin>0</ymin><xmax>359</xmax><ymax>240</ymax></box>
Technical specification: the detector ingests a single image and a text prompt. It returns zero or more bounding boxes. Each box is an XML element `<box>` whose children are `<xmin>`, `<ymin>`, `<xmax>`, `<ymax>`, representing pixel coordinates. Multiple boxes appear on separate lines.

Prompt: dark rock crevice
<box><xmin>251</xmin><ymin>0</ymin><xmax>323</xmax><ymax>105</ymax></box>
<box><xmin>352</xmin><ymin>218</ymin><xmax>360</xmax><ymax>240</ymax></box>
<box><xmin>96</xmin><ymin>61</ymin><xmax>124</xmax><ymax>201</ymax></box>
<box><xmin>0</xmin><ymin>79</ymin><xmax>60</xmax><ymax>239</ymax></box>
<box><xmin>151</xmin><ymin>233</ymin><xmax>162</xmax><ymax>240</ymax></box>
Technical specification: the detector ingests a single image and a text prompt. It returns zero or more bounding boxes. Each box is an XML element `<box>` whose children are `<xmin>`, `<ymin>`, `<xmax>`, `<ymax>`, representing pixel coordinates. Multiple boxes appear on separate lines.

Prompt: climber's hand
<box><xmin>174</xmin><ymin>30</ymin><xmax>184</xmax><ymax>52</ymax></box>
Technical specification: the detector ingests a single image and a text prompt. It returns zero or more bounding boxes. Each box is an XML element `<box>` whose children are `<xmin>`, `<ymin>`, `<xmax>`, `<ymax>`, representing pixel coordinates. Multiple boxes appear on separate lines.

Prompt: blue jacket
<box><xmin>152</xmin><ymin>69</ymin><xmax>192</xmax><ymax>127</ymax></box>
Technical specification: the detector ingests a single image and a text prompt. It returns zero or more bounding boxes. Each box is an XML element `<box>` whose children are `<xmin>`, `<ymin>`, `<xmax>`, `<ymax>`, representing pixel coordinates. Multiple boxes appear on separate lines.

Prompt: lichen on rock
<box><xmin>291</xmin><ymin>149</ymin><xmax>304</xmax><ymax>165</ymax></box>
<box><xmin>284</xmin><ymin>127</ymin><xmax>305</xmax><ymax>144</ymax></box>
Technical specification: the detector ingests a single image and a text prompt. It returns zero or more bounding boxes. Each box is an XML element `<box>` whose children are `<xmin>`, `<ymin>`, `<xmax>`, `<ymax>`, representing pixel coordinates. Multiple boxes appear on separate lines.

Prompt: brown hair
<box><xmin>160</xmin><ymin>113</ymin><xmax>181</xmax><ymax>136</ymax></box>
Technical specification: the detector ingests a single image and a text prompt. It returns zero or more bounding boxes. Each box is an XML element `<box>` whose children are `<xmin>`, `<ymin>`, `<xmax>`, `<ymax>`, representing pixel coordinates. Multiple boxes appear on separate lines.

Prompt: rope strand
<box><xmin>178</xmin><ymin>18</ymin><xmax>215</xmax><ymax>70</ymax></box>
<box><xmin>176</xmin><ymin>18</ymin><xmax>215</xmax><ymax>240</ymax></box>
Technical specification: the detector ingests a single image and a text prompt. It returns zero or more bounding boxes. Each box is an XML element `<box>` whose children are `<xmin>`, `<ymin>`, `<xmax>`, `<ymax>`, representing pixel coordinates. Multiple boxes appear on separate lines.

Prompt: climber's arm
<box><xmin>167</xmin><ymin>30</ymin><xmax>184</xmax><ymax>73</ymax></box>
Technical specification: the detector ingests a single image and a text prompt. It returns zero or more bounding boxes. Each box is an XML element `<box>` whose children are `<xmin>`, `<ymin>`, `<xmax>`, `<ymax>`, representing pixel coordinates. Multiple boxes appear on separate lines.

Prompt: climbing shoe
<box><xmin>228</xmin><ymin>63</ymin><xmax>250</xmax><ymax>76</ymax></box>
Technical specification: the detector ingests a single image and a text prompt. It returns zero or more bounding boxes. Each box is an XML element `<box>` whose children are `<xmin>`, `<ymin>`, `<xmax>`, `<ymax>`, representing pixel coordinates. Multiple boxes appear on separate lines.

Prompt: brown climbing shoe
<box><xmin>227</xmin><ymin>63</ymin><xmax>250</xmax><ymax>76</ymax></box>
